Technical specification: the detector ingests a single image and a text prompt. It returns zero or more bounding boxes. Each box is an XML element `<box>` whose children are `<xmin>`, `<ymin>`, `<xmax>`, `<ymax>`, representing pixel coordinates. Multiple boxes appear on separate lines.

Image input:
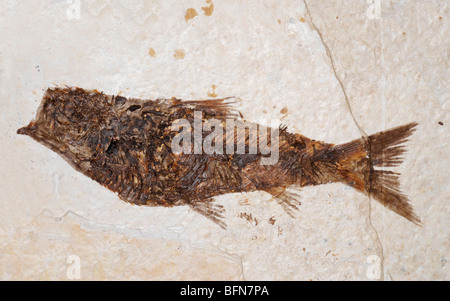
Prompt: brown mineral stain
<box><xmin>280</xmin><ymin>106</ymin><xmax>288</xmax><ymax>115</ymax></box>
<box><xmin>299</xmin><ymin>17</ymin><xmax>305</xmax><ymax>23</ymax></box>
<box><xmin>239</xmin><ymin>198</ymin><xmax>250</xmax><ymax>206</ymax></box>
<box><xmin>201</xmin><ymin>0</ymin><xmax>214</xmax><ymax>17</ymax></box>
<box><xmin>268</xmin><ymin>216</ymin><xmax>276</xmax><ymax>225</ymax></box>
<box><xmin>71</xmin><ymin>224</ymin><xmax>88</xmax><ymax>242</ymax></box>
<box><xmin>277</xmin><ymin>19</ymin><xmax>281</xmax><ymax>24</ymax></box>
<box><xmin>174</xmin><ymin>49</ymin><xmax>185</xmax><ymax>59</ymax></box>
<box><xmin>148</xmin><ymin>48</ymin><xmax>156</xmax><ymax>57</ymax></box>
<box><xmin>207</xmin><ymin>84</ymin><xmax>218</xmax><ymax>97</ymax></box>
<box><xmin>185</xmin><ymin>8</ymin><xmax>198</xmax><ymax>21</ymax></box>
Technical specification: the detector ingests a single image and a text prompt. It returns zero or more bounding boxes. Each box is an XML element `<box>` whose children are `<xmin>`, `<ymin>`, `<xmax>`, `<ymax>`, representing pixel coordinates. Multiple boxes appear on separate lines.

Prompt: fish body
<box><xmin>18</xmin><ymin>87</ymin><xmax>420</xmax><ymax>228</ymax></box>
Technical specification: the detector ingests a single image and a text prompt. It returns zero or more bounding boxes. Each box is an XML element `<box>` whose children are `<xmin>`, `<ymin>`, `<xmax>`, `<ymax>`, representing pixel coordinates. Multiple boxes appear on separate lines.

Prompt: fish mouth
<box><xmin>17</xmin><ymin>123</ymin><xmax>38</xmax><ymax>136</ymax></box>
<box><xmin>17</xmin><ymin>122</ymin><xmax>66</xmax><ymax>156</ymax></box>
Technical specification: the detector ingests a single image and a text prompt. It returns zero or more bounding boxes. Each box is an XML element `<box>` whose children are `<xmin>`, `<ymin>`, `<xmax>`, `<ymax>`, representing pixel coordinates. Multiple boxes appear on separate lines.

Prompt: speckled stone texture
<box><xmin>1</xmin><ymin>0</ymin><xmax>448</xmax><ymax>280</ymax></box>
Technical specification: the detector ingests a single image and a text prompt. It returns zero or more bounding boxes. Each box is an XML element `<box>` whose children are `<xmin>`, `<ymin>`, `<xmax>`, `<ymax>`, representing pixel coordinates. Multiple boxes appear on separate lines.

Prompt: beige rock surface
<box><xmin>0</xmin><ymin>0</ymin><xmax>448</xmax><ymax>280</ymax></box>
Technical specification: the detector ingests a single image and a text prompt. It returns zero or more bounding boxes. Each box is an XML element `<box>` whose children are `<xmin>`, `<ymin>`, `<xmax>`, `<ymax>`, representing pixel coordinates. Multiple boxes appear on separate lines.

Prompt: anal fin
<box><xmin>263</xmin><ymin>187</ymin><xmax>302</xmax><ymax>218</ymax></box>
<box><xmin>188</xmin><ymin>198</ymin><xmax>227</xmax><ymax>229</ymax></box>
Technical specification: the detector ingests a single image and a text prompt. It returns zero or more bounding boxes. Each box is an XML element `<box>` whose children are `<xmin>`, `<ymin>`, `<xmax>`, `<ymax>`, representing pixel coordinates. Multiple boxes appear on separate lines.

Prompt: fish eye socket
<box><xmin>128</xmin><ymin>105</ymin><xmax>142</xmax><ymax>112</ymax></box>
<box><xmin>106</xmin><ymin>139</ymin><xmax>119</xmax><ymax>155</ymax></box>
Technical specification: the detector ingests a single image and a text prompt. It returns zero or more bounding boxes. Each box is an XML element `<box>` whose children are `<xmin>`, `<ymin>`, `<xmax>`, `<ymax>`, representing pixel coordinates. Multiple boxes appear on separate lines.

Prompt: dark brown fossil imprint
<box><xmin>18</xmin><ymin>87</ymin><xmax>420</xmax><ymax>228</ymax></box>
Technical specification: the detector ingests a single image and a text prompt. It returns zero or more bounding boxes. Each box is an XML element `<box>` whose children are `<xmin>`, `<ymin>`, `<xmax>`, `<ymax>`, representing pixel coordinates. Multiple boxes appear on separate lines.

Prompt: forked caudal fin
<box><xmin>332</xmin><ymin>122</ymin><xmax>421</xmax><ymax>225</ymax></box>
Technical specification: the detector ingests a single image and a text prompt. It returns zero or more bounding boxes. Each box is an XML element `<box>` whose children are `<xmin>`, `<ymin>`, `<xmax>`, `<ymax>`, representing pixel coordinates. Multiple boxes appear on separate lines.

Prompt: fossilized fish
<box><xmin>18</xmin><ymin>87</ymin><xmax>420</xmax><ymax>228</ymax></box>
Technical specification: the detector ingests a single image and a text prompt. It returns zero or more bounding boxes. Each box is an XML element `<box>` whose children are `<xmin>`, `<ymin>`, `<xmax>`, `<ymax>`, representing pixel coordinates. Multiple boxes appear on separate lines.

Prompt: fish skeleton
<box><xmin>18</xmin><ymin>87</ymin><xmax>420</xmax><ymax>228</ymax></box>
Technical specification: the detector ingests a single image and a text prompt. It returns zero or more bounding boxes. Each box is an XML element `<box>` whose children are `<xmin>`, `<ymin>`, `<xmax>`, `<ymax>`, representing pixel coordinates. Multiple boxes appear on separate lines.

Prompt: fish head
<box><xmin>17</xmin><ymin>87</ymin><xmax>116</xmax><ymax>171</ymax></box>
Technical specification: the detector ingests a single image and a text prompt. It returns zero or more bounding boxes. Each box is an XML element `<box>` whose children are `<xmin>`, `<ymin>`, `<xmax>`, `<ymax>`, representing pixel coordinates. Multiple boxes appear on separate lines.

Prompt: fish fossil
<box><xmin>18</xmin><ymin>87</ymin><xmax>421</xmax><ymax>228</ymax></box>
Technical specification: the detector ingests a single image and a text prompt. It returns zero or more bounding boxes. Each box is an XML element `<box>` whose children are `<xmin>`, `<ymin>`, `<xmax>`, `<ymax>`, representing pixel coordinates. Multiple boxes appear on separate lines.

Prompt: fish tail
<box><xmin>332</xmin><ymin>122</ymin><xmax>421</xmax><ymax>225</ymax></box>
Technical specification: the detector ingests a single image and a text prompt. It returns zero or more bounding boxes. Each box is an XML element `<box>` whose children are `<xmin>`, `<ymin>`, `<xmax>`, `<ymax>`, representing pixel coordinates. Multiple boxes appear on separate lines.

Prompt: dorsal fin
<box><xmin>169</xmin><ymin>97</ymin><xmax>242</xmax><ymax>120</ymax></box>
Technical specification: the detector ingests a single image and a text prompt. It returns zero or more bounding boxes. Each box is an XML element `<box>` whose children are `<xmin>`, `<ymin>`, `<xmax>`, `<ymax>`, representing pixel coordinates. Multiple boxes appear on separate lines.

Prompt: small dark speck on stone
<box><xmin>438</xmin><ymin>121</ymin><xmax>443</xmax><ymax>126</ymax></box>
